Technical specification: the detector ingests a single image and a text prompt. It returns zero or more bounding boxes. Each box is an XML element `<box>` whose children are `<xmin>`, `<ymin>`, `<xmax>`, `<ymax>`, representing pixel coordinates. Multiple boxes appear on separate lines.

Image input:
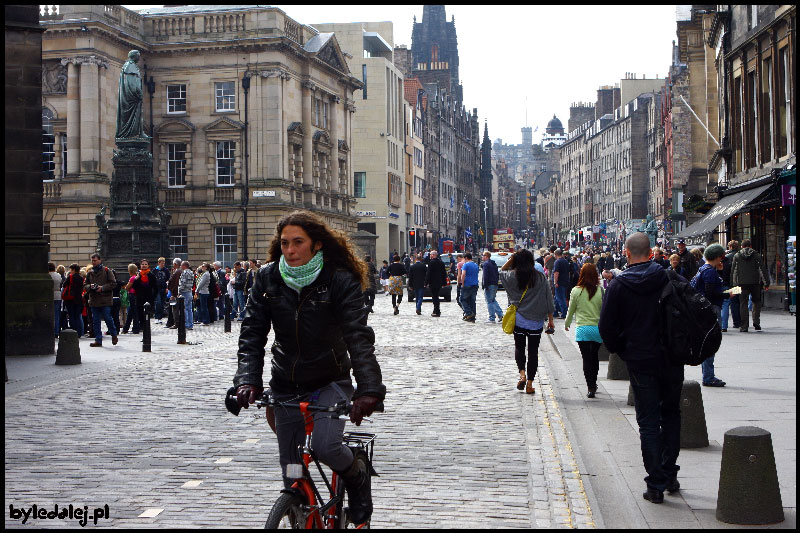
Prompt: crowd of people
<box><xmin>50</xmin><ymin>254</ymin><xmax>272</xmax><ymax>346</ymax></box>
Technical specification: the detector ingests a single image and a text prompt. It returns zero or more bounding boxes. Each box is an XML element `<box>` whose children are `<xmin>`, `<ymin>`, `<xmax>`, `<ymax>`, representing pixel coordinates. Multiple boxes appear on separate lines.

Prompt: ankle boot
<box><xmin>340</xmin><ymin>450</ymin><xmax>372</xmax><ymax>525</ymax></box>
<box><xmin>517</xmin><ymin>371</ymin><xmax>526</xmax><ymax>391</ymax></box>
<box><xmin>525</xmin><ymin>380</ymin><xmax>535</xmax><ymax>394</ymax></box>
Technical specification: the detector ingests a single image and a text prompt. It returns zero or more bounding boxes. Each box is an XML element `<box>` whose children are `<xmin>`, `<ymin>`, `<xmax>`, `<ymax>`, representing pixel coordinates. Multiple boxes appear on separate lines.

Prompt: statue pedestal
<box><xmin>98</xmin><ymin>137</ymin><xmax>169</xmax><ymax>272</ymax></box>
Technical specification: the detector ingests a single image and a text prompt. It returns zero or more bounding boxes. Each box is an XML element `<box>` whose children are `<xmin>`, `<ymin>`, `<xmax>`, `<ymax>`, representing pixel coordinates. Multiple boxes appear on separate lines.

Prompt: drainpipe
<box><xmin>242</xmin><ymin>72</ymin><xmax>250</xmax><ymax>260</ymax></box>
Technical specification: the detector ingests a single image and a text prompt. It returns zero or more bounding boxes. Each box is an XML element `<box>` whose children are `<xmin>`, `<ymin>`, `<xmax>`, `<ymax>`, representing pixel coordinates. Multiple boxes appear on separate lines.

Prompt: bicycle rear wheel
<box><xmin>265</xmin><ymin>492</ymin><xmax>307</xmax><ymax>529</ymax></box>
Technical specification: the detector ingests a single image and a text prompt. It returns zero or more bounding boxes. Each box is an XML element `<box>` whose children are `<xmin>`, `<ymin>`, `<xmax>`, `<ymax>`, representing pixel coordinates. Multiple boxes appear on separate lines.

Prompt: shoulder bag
<box><xmin>502</xmin><ymin>285</ymin><xmax>529</xmax><ymax>334</ymax></box>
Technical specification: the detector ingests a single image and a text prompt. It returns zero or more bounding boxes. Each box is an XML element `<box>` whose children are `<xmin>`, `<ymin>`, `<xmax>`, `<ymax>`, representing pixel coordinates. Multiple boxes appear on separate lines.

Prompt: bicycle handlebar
<box><xmin>224</xmin><ymin>387</ymin><xmax>384</xmax><ymax>419</ymax></box>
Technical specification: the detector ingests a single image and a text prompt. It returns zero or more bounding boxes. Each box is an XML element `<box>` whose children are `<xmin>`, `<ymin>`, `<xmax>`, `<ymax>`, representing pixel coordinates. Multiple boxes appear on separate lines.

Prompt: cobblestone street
<box><xmin>5</xmin><ymin>290</ymin><xmax>594</xmax><ymax>528</ymax></box>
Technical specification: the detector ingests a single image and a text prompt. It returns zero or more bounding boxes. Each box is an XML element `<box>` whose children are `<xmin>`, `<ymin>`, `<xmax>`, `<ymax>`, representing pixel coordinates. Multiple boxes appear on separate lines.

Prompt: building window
<box><xmin>761</xmin><ymin>57</ymin><xmax>773</xmax><ymax>162</ymax></box>
<box><xmin>168</xmin><ymin>143</ymin><xmax>187</xmax><ymax>187</ymax></box>
<box><xmin>43</xmin><ymin>223</ymin><xmax>50</xmax><ymax>249</ymax></box>
<box><xmin>169</xmin><ymin>227</ymin><xmax>188</xmax><ymax>258</ymax></box>
<box><xmin>215</xmin><ymin>81</ymin><xmax>235</xmax><ymax>112</ymax></box>
<box><xmin>42</xmin><ymin>108</ymin><xmax>55</xmax><ymax>180</ymax></box>
<box><xmin>216</xmin><ymin>141</ymin><xmax>235</xmax><ymax>186</ymax></box>
<box><xmin>414</xmin><ymin>147</ymin><xmax>423</xmax><ymax>168</ymax></box>
<box><xmin>215</xmin><ymin>226</ymin><xmax>238</xmax><ymax>267</ymax></box>
<box><xmin>362</xmin><ymin>64</ymin><xmax>367</xmax><ymax>100</ymax></box>
<box><xmin>167</xmin><ymin>84</ymin><xmax>187</xmax><ymax>113</ymax></box>
<box><xmin>354</xmin><ymin>171</ymin><xmax>367</xmax><ymax>198</ymax></box>
<box><xmin>777</xmin><ymin>46</ymin><xmax>791</xmax><ymax>158</ymax></box>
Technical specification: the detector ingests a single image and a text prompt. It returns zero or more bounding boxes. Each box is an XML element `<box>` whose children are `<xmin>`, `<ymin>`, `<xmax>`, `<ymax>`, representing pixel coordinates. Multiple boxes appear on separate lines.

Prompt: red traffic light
<box><xmin>409</xmin><ymin>230</ymin><xmax>415</xmax><ymax>237</ymax></box>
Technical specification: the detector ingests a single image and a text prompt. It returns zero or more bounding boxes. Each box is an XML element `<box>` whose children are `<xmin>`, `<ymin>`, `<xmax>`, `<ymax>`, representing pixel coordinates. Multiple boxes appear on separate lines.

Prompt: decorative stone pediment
<box><xmin>313</xmin><ymin>130</ymin><xmax>331</xmax><ymax>147</ymax></box>
<box><xmin>317</xmin><ymin>40</ymin><xmax>348</xmax><ymax>74</ymax></box>
<box><xmin>205</xmin><ymin>116</ymin><xmax>244</xmax><ymax>141</ymax></box>
<box><xmin>156</xmin><ymin>118</ymin><xmax>196</xmax><ymax>141</ymax></box>
<box><xmin>338</xmin><ymin>140</ymin><xmax>349</xmax><ymax>153</ymax></box>
<box><xmin>287</xmin><ymin>122</ymin><xmax>304</xmax><ymax>145</ymax></box>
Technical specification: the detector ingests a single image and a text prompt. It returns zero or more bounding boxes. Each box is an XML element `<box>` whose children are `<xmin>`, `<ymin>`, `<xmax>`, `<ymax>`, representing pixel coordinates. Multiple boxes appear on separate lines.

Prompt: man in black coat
<box><xmin>408</xmin><ymin>254</ymin><xmax>428</xmax><ymax>316</ymax></box>
<box><xmin>425</xmin><ymin>250</ymin><xmax>448</xmax><ymax>317</ymax></box>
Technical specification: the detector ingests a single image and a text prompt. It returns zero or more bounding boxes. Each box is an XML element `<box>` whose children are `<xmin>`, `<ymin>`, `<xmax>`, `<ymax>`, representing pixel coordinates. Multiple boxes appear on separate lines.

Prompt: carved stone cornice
<box><xmin>301</xmin><ymin>80</ymin><xmax>317</xmax><ymax>92</ymax></box>
<box><xmin>61</xmin><ymin>55</ymin><xmax>110</xmax><ymax>69</ymax></box>
<box><xmin>255</xmin><ymin>68</ymin><xmax>291</xmax><ymax>80</ymax></box>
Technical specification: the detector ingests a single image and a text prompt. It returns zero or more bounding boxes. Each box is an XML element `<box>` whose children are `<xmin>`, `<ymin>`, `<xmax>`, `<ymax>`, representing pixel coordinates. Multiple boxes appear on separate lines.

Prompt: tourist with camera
<box><xmin>84</xmin><ymin>253</ymin><xmax>118</xmax><ymax>347</ymax></box>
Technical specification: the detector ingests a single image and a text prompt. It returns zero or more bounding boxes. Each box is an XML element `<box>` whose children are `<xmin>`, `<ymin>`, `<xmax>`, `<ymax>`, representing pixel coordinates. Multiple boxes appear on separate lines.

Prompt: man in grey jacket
<box><xmin>731</xmin><ymin>239</ymin><xmax>770</xmax><ymax>332</ymax></box>
<box><xmin>178</xmin><ymin>261</ymin><xmax>195</xmax><ymax>330</ymax></box>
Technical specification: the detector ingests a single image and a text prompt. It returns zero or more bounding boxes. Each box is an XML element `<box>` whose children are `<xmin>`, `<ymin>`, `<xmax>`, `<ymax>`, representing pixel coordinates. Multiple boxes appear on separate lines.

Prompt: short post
<box><xmin>627</xmin><ymin>383</ymin><xmax>635</xmax><ymax>406</ymax></box>
<box><xmin>680</xmin><ymin>380</ymin><xmax>708</xmax><ymax>448</ymax></box>
<box><xmin>606</xmin><ymin>352</ymin><xmax>629</xmax><ymax>380</ymax></box>
<box><xmin>224</xmin><ymin>294</ymin><xmax>232</xmax><ymax>333</ymax></box>
<box><xmin>55</xmin><ymin>329</ymin><xmax>81</xmax><ymax>365</ymax></box>
<box><xmin>177</xmin><ymin>295</ymin><xmax>186</xmax><ymax>345</ymax></box>
<box><xmin>597</xmin><ymin>343</ymin><xmax>610</xmax><ymax>362</ymax></box>
<box><xmin>716</xmin><ymin>426</ymin><xmax>784</xmax><ymax>524</ymax></box>
<box><xmin>142</xmin><ymin>302</ymin><xmax>152</xmax><ymax>352</ymax></box>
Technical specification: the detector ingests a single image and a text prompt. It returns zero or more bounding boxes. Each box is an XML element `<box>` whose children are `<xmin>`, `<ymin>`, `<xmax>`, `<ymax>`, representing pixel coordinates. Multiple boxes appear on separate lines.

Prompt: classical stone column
<box><xmin>301</xmin><ymin>81</ymin><xmax>315</xmax><ymax>207</ymax></box>
<box><xmin>330</xmin><ymin>94</ymin><xmax>340</xmax><ymax>196</ymax></box>
<box><xmin>64</xmin><ymin>60</ymin><xmax>80</xmax><ymax>176</ymax></box>
<box><xmin>79</xmin><ymin>60</ymin><xmax>99</xmax><ymax>174</ymax></box>
<box><xmin>53</xmin><ymin>131</ymin><xmax>63</xmax><ymax>179</ymax></box>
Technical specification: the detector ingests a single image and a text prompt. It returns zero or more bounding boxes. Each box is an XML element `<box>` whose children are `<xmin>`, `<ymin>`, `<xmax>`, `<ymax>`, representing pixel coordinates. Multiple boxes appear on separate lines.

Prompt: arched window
<box><xmin>42</xmin><ymin>108</ymin><xmax>55</xmax><ymax>180</ymax></box>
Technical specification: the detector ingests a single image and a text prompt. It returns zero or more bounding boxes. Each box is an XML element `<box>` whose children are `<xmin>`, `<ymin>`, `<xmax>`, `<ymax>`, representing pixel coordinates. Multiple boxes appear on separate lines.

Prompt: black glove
<box><xmin>236</xmin><ymin>384</ymin><xmax>263</xmax><ymax>409</ymax></box>
<box><xmin>350</xmin><ymin>395</ymin><xmax>381</xmax><ymax>426</ymax></box>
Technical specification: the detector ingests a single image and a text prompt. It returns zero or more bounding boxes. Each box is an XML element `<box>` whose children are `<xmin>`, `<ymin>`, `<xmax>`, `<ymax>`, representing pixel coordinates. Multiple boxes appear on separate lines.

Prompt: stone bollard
<box><xmin>598</xmin><ymin>343</ymin><xmax>610</xmax><ymax>362</ymax></box>
<box><xmin>680</xmin><ymin>380</ymin><xmax>708</xmax><ymax>448</ymax></box>
<box><xmin>55</xmin><ymin>329</ymin><xmax>81</xmax><ymax>365</ymax></box>
<box><xmin>142</xmin><ymin>302</ymin><xmax>152</xmax><ymax>352</ymax></box>
<box><xmin>627</xmin><ymin>383</ymin><xmax>635</xmax><ymax>406</ymax></box>
<box><xmin>224</xmin><ymin>294</ymin><xmax>232</xmax><ymax>333</ymax></box>
<box><xmin>716</xmin><ymin>426</ymin><xmax>784</xmax><ymax>525</ymax></box>
<box><xmin>177</xmin><ymin>296</ymin><xmax>186</xmax><ymax>345</ymax></box>
<box><xmin>606</xmin><ymin>352</ymin><xmax>629</xmax><ymax>380</ymax></box>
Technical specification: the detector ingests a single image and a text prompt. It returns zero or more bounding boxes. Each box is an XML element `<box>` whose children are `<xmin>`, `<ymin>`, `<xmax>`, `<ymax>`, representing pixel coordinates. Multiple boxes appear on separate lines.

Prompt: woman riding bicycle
<box><xmin>233</xmin><ymin>210</ymin><xmax>385</xmax><ymax>526</ymax></box>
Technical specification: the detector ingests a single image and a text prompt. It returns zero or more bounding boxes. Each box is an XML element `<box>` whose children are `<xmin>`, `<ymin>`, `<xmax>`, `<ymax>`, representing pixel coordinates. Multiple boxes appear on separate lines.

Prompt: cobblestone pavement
<box><xmin>5</xmin><ymin>289</ymin><xmax>594</xmax><ymax>528</ymax></box>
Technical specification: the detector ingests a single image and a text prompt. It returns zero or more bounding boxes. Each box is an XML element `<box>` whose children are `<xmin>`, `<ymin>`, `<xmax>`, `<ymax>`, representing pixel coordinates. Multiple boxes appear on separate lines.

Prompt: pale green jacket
<box><xmin>564</xmin><ymin>286</ymin><xmax>604</xmax><ymax>328</ymax></box>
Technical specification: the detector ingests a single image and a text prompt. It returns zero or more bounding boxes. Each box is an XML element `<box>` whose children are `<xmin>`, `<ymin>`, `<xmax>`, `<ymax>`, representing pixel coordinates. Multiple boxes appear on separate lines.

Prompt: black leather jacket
<box><xmin>233</xmin><ymin>262</ymin><xmax>385</xmax><ymax>401</ymax></box>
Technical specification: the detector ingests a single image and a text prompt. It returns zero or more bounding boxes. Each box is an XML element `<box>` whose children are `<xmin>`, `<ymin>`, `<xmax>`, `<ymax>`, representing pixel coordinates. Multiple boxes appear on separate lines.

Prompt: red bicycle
<box><xmin>226</xmin><ymin>390</ymin><xmax>378</xmax><ymax>529</ymax></box>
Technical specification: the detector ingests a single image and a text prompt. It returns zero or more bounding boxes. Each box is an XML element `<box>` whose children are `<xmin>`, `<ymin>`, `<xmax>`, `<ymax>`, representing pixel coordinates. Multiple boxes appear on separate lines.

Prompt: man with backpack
<box><xmin>690</xmin><ymin>244</ymin><xmax>727</xmax><ymax>387</ymax></box>
<box><xmin>599</xmin><ymin>232</ymin><xmax>683</xmax><ymax>505</ymax></box>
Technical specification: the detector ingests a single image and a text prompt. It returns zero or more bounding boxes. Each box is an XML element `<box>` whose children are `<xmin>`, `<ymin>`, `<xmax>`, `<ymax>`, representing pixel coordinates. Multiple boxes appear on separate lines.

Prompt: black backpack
<box><xmin>659</xmin><ymin>270</ymin><xmax>722</xmax><ymax>366</ymax></box>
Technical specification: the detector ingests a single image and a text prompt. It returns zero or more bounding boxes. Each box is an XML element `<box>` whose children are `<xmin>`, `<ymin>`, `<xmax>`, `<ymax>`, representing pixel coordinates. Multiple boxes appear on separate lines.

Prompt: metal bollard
<box><xmin>224</xmin><ymin>294</ymin><xmax>232</xmax><ymax>333</ymax></box>
<box><xmin>142</xmin><ymin>302</ymin><xmax>152</xmax><ymax>352</ymax></box>
<box><xmin>177</xmin><ymin>296</ymin><xmax>186</xmax><ymax>344</ymax></box>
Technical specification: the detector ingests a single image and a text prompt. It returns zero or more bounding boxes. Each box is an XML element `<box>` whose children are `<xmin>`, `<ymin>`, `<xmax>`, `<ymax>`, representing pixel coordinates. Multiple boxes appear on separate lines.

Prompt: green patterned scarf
<box><xmin>279</xmin><ymin>251</ymin><xmax>323</xmax><ymax>292</ymax></box>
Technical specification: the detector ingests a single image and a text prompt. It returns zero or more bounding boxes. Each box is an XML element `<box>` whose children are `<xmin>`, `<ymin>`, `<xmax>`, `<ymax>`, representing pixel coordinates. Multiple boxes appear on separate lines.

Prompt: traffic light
<box><xmin>409</xmin><ymin>229</ymin><xmax>416</xmax><ymax>248</ymax></box>
<box><xmin>579</xmin><ymin>230</ymin><xmax>584</xmax><ymax>242</ymax></box>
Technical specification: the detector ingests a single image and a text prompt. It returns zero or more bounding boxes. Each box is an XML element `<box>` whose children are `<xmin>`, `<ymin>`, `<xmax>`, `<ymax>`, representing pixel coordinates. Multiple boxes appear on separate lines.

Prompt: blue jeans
<box><xmin>65</xmin><ymin>301</ymin><xmax>84</xmax><ymax>336</ymax></box>
<box><xmin>554</xmin><ymin>285</ymin><xmax>568</xmax><ymax>318</ymax></box>
<box><xmin>91</xmin><ymin>306</ymin><xmax>118</xmax><ymax>343</ymax></box>
<box><xmin>414</xmin><ymin>288</ymin><xmax>425</xmax><ymax>312</ymax></box>
<box><xmin>484</xmin><ymin>285</ymin><xmax>504</xmax><ymax>321</ymax></box>
<box><xmin>54</xmin><ymin>300</ymin><xmax>61</xmax><ymax>336</ymax></box>
<box><xmin>198</xmin><ymin>293</ymin><xmax>210</xmax><ymax>324</ymax></box>
<box><xmin>629</xmin><ymin>363</ymin><xmax>684</xmax><ymax>492</ymax></box>
<box><xmin>234</xmin><ymin>289</ymin><xmax>246</xmax><ymax>319</ymax></box>
<box><xmin>153</xmin><ymin>290</ymin><xmax>166</xmax><ymax>320</ymax></box>
<box><xmin>181</xmin><ymin>291</ymin><xmax>194</xmax><ymax>329</ymax></box>
<box><xmin>702</xmin><ymin>306</ymin><xmax>722</xmax><ymax>383</ymax></box>
<box><xmin>461</xmin><ymin>285</ymin><xmax>478</xmax><ymax>318</ymax></box>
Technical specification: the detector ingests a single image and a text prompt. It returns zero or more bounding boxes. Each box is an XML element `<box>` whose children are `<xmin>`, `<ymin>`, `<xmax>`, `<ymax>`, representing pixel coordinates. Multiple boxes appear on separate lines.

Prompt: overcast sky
<box><xmin>127</xmin><ymin>4</ymin><xmax>679</xmax><ymax>145</ymax></box>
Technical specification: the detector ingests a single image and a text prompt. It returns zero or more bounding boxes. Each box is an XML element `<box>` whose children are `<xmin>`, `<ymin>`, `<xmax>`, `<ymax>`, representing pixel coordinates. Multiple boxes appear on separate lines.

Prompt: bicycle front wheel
<box><xmin>265</xmin><ymin>492</ymin><xmax>307</xmax><ymax>529</ymax></box>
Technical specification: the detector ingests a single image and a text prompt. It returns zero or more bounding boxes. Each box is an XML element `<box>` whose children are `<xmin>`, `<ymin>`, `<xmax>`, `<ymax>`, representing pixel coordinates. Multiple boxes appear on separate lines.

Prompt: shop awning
<box><xmin>674</xmin><ymin>183</ymin><xmax>772</xmax><ymax>240</ymax></box>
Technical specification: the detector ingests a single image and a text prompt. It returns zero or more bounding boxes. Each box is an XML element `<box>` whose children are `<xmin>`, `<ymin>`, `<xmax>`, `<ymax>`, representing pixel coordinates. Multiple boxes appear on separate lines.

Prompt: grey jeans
<box><xmin>273</xmin><ymin>379</ymin><xmax>355</xmax><ymax>489</ymax></box>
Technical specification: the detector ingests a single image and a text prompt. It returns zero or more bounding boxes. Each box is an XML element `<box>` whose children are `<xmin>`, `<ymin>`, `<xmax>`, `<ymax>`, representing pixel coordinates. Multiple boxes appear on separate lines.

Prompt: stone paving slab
<box><xmin>5</xmin><ymin>290</ymin><xmax>594</xmax><ymax>528</ymax></box>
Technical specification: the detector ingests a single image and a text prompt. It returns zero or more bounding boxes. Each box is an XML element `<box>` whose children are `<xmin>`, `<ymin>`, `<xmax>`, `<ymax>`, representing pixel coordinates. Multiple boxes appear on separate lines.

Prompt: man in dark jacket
<box><xmin>233</xmin><ymin>261</ymin><xmax>248</xmax><ymax>320</ymax></box>
<box><xmin>153</xmin><ymin>257</ymin><xmax>170</xmax><ymax>323</ymax></box>
<box><xmin>166</xmin><ymin>258</ymin><xmax>182</xmax><ymax>328</ymax></box>
<box><xmin>599</xmin><ymin>232</ymin><xmax>682</xmax><ymax>505</ymax></box>
<box><xmin>425</xmin><ymin>250</ymin><xmax>448</xmax><ymax>317</ymax></box>
<box><xmin>481</xmin><ymin>251</ymin><xmax>503</xmax><ymax>323</ymax></box>
<box><xmin>84</xmin><ymin>253</ymin><xmax>119</xmax><ymax>347</ymax></box>
<box><xmin>675</xmin><ymin>239</ymin><xmax>698</xmax><ymax>279</ymax></box>
<box><xmin>408</xmin><ymin>254</ymin><xmax>428</xmax><ymax>315</ymax></box>
<box><xmin>731</xmin><ymin>239</ymin><xmax>770</xmax><ymax>332</ymax></box>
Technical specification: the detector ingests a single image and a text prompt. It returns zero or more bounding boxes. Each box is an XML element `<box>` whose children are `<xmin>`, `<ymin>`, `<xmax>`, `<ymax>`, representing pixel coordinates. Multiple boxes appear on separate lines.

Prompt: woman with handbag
<box><xmin>62</xmin><ymin>264</ymin><xmax>85</xmax><ymax>336</ymax></box>
<box><xmin>500</xmin><ymin>249</ymin><xmax>555</xmax><ymax>394</ymax></box>
<box><xmin>387</xmin><ymin>254</ymin><xmax>406</xmax><ymax>315</ymax></box>
<box><xmin>564</xmin><ymin>262</ymin><xmax>605</xmax><ymax>398</ymax></box>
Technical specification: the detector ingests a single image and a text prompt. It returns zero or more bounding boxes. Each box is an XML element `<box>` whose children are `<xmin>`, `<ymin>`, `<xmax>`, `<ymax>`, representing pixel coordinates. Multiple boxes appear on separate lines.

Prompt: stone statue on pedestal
<box><xmin>115</xmin><ymin>50</ymin><xmax>148</xmax><ymax>140</ymax></box>
<box><xmin>638</xmin><ymin>214</ymin><xmax>658</xmax><ymax>247</ymax></box>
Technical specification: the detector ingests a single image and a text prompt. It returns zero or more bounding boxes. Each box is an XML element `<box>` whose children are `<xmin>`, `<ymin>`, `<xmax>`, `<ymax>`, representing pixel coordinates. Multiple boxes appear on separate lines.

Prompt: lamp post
<box><xmin>241</xmin><ymin>72</ymin><xmax>250</xmax><ymax>260</ymax></box>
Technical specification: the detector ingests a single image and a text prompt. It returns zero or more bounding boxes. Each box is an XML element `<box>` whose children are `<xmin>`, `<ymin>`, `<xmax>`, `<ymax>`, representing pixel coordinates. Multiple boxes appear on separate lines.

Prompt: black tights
<box><xmin>577</xmin><ymin>341</ymin><xmax>601</xmax><ymax>389</ymax></box>
<box><xmin>513</xmin><ymin>326</ymin><xmax>542</xmax><ymax>379</ymax></box>
<box><xmin>392</xmin><ymin>293</ymin><xmax>403</xmax><ymax>307</ymax></box>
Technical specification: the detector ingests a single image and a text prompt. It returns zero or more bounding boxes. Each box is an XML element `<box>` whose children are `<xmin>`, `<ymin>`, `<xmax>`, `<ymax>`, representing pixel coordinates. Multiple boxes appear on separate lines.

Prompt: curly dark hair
<box><xmin>267</xmin><ymin>210</ymin><xmax>369</xmax><ymax>290</ymax></box>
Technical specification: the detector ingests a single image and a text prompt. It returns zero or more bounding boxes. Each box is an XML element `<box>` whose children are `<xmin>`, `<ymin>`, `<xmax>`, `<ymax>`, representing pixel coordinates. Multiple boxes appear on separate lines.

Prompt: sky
<box><xmin>125</xmin><ymin>5</ymin><xmax>679</xmax><ymax>145</ymax></box>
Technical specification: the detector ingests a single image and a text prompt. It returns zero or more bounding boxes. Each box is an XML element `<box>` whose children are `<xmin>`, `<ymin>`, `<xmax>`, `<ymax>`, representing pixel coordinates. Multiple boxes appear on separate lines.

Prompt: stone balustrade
<box><xmin>43</xmin><ymin>181</ymin><xmax>62</xmax><ymax>199</ymax></box>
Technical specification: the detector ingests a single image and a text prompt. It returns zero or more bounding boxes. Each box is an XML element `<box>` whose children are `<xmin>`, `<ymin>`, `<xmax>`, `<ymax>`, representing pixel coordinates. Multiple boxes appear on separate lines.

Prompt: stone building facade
<box><xmin>313</xmin><ymin>21</ymin><xmax>407</xmax><ymax>259</ymax></box>
<box><xmin>40</xmin><ymin>5</ymin><xmax>362</xmax><ymax>267</ymax></box>
<box><xmin>411</xmin><ymin>5</ymin><xmax>463</xmax><ymax>105</ymax></box>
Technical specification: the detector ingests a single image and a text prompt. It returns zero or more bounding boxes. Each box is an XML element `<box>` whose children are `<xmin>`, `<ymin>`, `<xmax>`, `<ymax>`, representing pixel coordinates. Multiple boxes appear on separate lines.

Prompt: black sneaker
<box><xmin>643</xmin><ymin>488</ymin><xmax>664</xmax><ymax>504</ymax></box>
<box><xmin>341</xmin><ymin>450</ymin><xmax>372</xmax><ymax>525</ymax></box>
<box><xmin>754</xmin><ymin>325</ymin><xmax>761</xmax><ymax>331</ymax></box>
<box><xmin>702</xmin><ymin>378</ymin><xmax>726</xmax><ymax>387</ymax></box>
